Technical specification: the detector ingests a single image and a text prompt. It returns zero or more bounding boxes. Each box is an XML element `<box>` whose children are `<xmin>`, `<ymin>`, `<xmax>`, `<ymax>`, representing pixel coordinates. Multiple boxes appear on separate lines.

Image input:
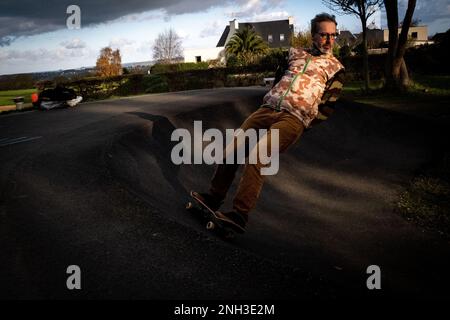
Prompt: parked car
<box><xmin>33</xmin><ymin>85</ymin><xmax>83</xmax><ymax>110</ymax></box>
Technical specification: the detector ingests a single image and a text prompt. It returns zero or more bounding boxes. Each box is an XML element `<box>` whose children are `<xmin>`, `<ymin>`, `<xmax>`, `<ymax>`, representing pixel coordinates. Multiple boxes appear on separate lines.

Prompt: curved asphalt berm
<box><xmin>0</xmin><ymin>87</ymin><xmax>449</xmax><ymax>299</ymax></box>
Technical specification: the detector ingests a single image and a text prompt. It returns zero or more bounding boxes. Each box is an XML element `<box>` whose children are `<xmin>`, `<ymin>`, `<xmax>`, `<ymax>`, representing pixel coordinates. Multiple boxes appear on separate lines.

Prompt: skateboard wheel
<box><xmin>206</xmin><ymin>221</ymin><xmax>215</xmax><ymax>230</ymax></box>
<box><xmin>186</xmin><ymin>202</ymin><xmax>193</xmax><ymax>210</ymax></box>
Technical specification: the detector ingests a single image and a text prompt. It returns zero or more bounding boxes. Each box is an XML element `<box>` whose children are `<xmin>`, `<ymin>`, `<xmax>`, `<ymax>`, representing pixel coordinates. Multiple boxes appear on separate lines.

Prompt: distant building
<box><xmin>216</xmin><ymin>17</ymin><xmax>294</xmax><ymax>49</ymax></box>
<box><xmin>335</xmin><ymin>24</ymin><xmax>431</xmax><ymax>55</ymax></box>
<box><xmin>351</xmin><ymin>22</ymin><xmax>385</xmax><ymax>49</ymax></box>
<box><xmin>184</xmin><ymin>18</ymin><xmax>295</xmax><ymax>64</ymax></box>
<box><xmin>336</xmin><ymin>30</ymin><xmax>357</xmax><ymax>47</ymax></box>
<box><xmin>183</xmin><ymin>47</ymin><xmax>224</xmax><ymax>64</ymax></box>
<box><xmin>366</xmin><ymin>21</ymin><xmax>384</xmax><ymax>48</ymax></box>
<box><xmin>383</xmin><ymin>25</ymin><xmax>432</xmax><ymax>46</ymax></box>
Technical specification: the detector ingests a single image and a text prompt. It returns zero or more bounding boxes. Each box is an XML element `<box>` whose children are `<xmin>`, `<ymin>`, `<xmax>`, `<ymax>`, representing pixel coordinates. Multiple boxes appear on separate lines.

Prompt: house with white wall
<box><xmin>383</xmin><ymin>25</ymin><xmax>432</xmax><ymax>46</ymax></box>
<box><xmin>184</xmin><ymin>17</ymin><xmax>295</xmax><ymax>64</ymax></box>
<box><xmin>184</xmin><ymin>47</ymin><xmax>225</xmax><ymax>63</ymax></box>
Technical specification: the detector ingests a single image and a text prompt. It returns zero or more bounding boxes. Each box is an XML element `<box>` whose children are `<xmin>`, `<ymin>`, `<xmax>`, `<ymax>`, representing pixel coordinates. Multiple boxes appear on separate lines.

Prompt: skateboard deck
<box><xmin>186</xmin><ymin>191</ymin><xmax>243</xmax><ymax>239</ymax></box>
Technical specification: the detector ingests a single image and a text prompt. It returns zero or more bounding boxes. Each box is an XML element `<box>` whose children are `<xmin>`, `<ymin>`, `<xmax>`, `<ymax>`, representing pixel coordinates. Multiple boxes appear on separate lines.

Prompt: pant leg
<box><xmin>233</xmin><ymin>111</ymin><xmax>304</xmax><ymax>214</ymax></box>
<box><xmin>209</xmin><ymin>107</ymin><xmax>275</xmax><ymax>199</ymax></box>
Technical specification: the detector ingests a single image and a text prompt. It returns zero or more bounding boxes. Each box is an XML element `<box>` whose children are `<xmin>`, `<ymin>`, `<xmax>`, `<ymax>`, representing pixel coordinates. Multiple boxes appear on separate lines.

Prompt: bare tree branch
<box><xmin>322</xmin><ymin>0</ymin><xmax>383</xmax><ymax>19</ymax></box>
<box><xmin>322</xmin><ymin>0</ymin><xmax>384</xmax><ymax>91</ymax></box>
<box><xmin>152</xmin><ymin>28</ymin><xmax>183</xmax><ymax>64</ymax></box>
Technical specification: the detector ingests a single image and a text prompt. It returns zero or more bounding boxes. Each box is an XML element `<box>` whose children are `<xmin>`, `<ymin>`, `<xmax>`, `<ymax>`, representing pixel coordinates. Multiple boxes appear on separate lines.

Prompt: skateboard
<box><xmin>186</xmin><ymin>191</ymin><xmax>242</xmax><ymax>239</ymax></box>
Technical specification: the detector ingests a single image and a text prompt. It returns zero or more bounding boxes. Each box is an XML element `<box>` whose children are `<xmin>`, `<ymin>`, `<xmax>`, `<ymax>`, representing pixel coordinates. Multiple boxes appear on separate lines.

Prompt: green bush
<box><xmin>143</xmin><ymin>75</ymin><xmax>169</xmax><ymax>93</ymax></box>
<box><xmin>62</xmin><ymin>64</ymin><xmax>276</xmax><ymax>100</ymax></box>
<box><xmin>150</xmin><ymin>62</ymin><xmax>209</xmax><ymax>74</ymax></box>
<box><xmin>259</xmin><ymin>48</ymin><xmax>288</xmax><ymax>70</ymax></box>
<box><xmin>226</xmin><ymin>55</ymin><xmax>239</xmax><ymax>67</ymax></box>
<box><xmin>340</xmin><ymin>54</ymin><xmax>386</xmax><ymax>80</ymax></box>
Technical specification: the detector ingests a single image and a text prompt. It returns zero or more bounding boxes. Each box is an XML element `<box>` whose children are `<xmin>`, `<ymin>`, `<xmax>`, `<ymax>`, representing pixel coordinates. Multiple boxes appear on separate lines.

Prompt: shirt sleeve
<box><xmin>316</xmin><ymin>69</ymin><xmax>345</xmax><ymax>120</ymax></box>
<box><xmin>272</xmin><ymin>51</ymin><xmax>289</xmax><ymax>88</ymax></box>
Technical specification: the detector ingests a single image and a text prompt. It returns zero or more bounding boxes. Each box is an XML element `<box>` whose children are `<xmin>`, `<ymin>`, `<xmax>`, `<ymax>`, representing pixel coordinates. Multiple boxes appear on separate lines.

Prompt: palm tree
<box><xmin>225</xmin><ymin>27</ymin><xmax>269</xmax><ymax>65</ymax></box>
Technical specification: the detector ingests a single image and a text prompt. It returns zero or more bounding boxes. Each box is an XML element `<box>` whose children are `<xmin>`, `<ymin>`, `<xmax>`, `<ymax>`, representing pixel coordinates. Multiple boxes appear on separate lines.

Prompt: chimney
<box><xmin>288</xmin><ymin>16</ymin><xmax>294</xmax><ymax>25</ymax></box>
<box><xmin>230</xmin><ymin>19</ymin><xmax>239</xmax><ymax>32</ymax></box>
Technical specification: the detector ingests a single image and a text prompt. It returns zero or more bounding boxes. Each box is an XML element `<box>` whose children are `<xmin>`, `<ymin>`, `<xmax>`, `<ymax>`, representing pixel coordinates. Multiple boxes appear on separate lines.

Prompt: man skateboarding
<box><xmin>195</xmin><ymin>13</ymin><xmax>345</xmax><ymax>233</ymax></box>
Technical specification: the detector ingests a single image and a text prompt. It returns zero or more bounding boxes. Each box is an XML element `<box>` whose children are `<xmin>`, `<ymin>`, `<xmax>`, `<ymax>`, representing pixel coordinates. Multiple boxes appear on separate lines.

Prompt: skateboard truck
<box><xmin>185</xmin><ymin>191</ymin><xmax>239</xmax><ymax>239</ymax></box>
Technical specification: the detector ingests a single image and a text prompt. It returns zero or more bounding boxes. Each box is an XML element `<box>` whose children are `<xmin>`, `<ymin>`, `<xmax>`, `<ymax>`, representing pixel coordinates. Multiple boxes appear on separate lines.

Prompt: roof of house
<box><xmin>336</xmin><ymin>30</ymin><xmax>357</xmax><ymax>47</ymax></box>
<box><xmin>216</xmin><ymin>26</ymin><xmax>230</xmax><ymax>47</ymax></box>
<box><xmin>338</xmin><ymin>30</ymin><xmax>356</xmax><ymax>39</ymax></box>
<box><xmin>354</xmin><ymin>29</ymin><xmax>384</xmax><ymax>41</ymax></box>
<box><xmin>216</xmin><ymin>19</ymin><xmax>294</xmax><ymax>48</ymax></box>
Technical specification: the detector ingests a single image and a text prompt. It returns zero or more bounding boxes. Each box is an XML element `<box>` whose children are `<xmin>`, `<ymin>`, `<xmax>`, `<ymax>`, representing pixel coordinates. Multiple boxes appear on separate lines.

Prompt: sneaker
<box><xmin>193</xmin><ymin>191</ymin><xmax>224</xmax><ymax>212</ymax></box>
<box><xmin>216</xmin><ymin>211</ymin><xmax>248</xmax><ymax>233</ymax></box>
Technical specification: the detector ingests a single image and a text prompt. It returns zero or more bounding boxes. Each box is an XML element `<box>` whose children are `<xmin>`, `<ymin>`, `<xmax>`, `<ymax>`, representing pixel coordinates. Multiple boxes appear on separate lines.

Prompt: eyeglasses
<box><xmin>318</xmin><ymin>33</ymin><xmax>337</xmax><ymax>41</ymax></box>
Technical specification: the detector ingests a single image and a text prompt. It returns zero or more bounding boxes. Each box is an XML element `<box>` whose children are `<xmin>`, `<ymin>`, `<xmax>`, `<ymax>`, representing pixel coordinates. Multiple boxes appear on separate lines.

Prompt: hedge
<box><xmin>49</xmin><ymin>44</ymin><xmax>447</xmax><ymax>101</ymax></box>
<box><xmin>59</xmin><ymin>66</ymin><xmax>276</xmax><ymax>101</ymax></box>
<box><xmin>150</xmin><ymin>62</ymin><xmax>209</xmax><ymax>74</ymax></box>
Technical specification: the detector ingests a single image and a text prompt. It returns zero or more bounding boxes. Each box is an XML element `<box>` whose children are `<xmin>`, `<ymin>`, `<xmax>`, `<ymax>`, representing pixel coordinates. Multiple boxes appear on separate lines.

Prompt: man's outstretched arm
<box><xmin>272</xmin><ymin>53</ymin><xmax>289</xmax><ymax>87</ymax></box>
<box><xmin>312</xmin><ymin>69</ymin><xmax>345</xmax><ymax>124</ymax></box>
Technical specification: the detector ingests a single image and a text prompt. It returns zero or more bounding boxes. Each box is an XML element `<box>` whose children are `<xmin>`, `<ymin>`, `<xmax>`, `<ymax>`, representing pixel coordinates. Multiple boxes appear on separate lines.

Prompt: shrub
<box><xmin>61</xmin><ymin>64</ymin><xmax>276</xmax><ymax>100</ymax></box>
<box><xmin>150</xmin><ymin>62</ymin><xmax>209</xmax><ymax>74</ymax></box>
<box><xmin>226</xmin><ymin>54</ymin><xmax>245</xmax><ymax>67</ymax></box>
<box><xmin>259</xmin><ymin>48</ymin><xmax>288</xmax><ymax>70</ymax></box>
<box><xmin>143</xmin><ymin>75</ymin><xmax>169</xmax><ymax>93</ymax></box>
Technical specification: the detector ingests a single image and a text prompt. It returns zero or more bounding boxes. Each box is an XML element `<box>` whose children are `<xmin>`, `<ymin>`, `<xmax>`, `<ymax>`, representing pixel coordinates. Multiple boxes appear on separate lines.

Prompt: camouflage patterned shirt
<box><xmin>262</xmin><ymin>46</ymin><xmax>345</xmax><ymax>128</ymax></box>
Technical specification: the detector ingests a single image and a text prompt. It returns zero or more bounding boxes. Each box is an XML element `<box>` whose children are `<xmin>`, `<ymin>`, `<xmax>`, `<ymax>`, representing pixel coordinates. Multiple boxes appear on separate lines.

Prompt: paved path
<box><xmin>1</xmin><ymin>87</ymin><xmax>449</xmax><ymax>299</ymax></box>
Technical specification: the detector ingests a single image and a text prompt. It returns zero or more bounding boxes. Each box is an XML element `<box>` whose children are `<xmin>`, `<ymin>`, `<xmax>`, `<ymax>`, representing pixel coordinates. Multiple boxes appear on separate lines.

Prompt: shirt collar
<box><xmin>307</xmin><ymin>43</ymin><xmax>334</xmax><ymax>58</ymax></box>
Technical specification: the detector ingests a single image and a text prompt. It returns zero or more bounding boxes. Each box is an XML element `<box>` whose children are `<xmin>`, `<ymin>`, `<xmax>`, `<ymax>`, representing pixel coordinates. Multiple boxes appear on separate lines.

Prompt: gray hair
<box><xmin>311</xmin><ymin>13</ymin><xmax>337</xmax><ymax>35</ymax></box>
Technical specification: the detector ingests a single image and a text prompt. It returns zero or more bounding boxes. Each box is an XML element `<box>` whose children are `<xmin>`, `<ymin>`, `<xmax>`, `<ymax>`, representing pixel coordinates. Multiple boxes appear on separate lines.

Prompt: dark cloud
<box><xmin>394</xmin><ymin>0</ymin><xmax>449</xmax><ymax>25</ymax></box>
<box><xmin>413</xmin><ymin>0</ymin><xmax>450</xmax><ymax>25</ymax></box>
<box><xmin>0</xmin><ymin>36</ymin><xmax>15</xmax><ymax>46</ymax></box>
<box><xmin>379</xmin><ymin>0</ymin><xmax>450</xmax><ymax>35</ymax></box>
<box><xmin>2</xmin><ymin>0</ymin><xmax>445</xmax><ymax>46</ymax></box>
<box><xmin>0</xmin><ymin>0</ymin><xmax>240</xmax><ymax>45</ymax></box>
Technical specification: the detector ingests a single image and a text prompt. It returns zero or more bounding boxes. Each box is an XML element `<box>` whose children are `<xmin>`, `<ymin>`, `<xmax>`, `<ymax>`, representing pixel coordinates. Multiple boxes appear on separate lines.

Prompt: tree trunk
<box><xmin>361</xmin><ymin>22</ymin><xmax>370</xmax><ymax>92</ymax></box>
<box><xmin>400</xmin><ymin>58</ymin><xmax>409</xmax><ymax>87</ymax></box>
<box><xmin>384</xmin><ymin>0</ymin><xmax>416</xmax><ymax>91</ymax></box>
<box><xmin>384</xmin><ymin>0</ymin><xmax>399</xmax><ymax>90</ymax></box>
<box><xmin>395</xmin><ymin>0</ymin><xmax>416</xmax><ymax>89</ymax></box>
<box><xmin>358</xmin><ymin>2</ymin><xmax>370</xmax><ymax>92</ymax></box>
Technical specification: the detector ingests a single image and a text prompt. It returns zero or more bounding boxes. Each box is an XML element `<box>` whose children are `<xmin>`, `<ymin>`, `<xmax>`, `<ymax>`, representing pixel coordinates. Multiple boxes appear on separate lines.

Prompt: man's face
<box><xmin>312</xmin><ymin>21</ymin><xmax>337</xmax><ymax>54</ymax></box>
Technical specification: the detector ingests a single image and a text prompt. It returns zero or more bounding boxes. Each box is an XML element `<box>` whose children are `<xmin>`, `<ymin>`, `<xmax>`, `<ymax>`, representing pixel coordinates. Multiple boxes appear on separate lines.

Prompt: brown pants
<box><xmin>210</xmin><ymin>107</ymin><xmax>305</xmax><ymax>215</ymax></box>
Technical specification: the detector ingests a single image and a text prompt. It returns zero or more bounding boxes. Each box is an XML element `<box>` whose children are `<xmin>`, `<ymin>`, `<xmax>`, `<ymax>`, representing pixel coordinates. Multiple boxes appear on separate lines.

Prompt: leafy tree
<box><xmin>152</xmin><ymin>28</ymin><xmax>183</xmax><ymax>64</ymax></box>
<box><xmin>96</xmin><ymin>47</ymin><xmax>122</xmax><ymax>77</ymax></box>
<box><xmin>225</xmin><ymin>27</ymin><xmax>269</xmax><ymax>66</ymax></box>
<box><xmin>323</xmin><ymin>0</ymin><xmax>384</xmax><ymax>92</ymax></box>
<box><xmin>291</xmin><ymin>28</ymin><xmax>312</xmax><ymax>48</ymax></box>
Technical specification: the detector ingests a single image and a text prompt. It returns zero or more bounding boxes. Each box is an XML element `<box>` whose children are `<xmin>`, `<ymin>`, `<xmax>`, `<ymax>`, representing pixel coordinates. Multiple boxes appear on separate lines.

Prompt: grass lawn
<box><xmin>343</xmin><ymin>75</ymin><xmax>450</xmax><ymax>97</ymax></box>
<box><xmin>0</xmin><ymin>89</ymin><xmax>37</xmax><ymax>106</ymax></box>
<box><xmin>342</xmin><ymin>74</ymin><xmax>450</xmax><ymax>240</ymax></box>
<box><xmin>342</xmin><ymin>75</ymin><xmax>450</xmax><ymax>121</ymax></box>
<box><xmin>397</xmin><ymin>161</ymin><xmax>450</xmax><ymax>240</ymax></box>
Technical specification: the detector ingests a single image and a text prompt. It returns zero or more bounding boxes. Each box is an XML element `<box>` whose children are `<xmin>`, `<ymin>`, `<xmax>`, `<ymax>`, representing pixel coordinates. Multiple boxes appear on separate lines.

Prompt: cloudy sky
<box><xmin>0</xmin><ymin>0</ymin><xmax>448</xmax><ymax>75</ymax></box>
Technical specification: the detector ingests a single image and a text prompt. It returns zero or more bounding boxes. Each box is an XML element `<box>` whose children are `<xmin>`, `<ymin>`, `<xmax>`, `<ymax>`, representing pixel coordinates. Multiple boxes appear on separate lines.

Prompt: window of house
<box><xmin>411</xmin><ymin>32</ymin><xmax>418</xmax><ymax>39</ymax></box>
<box><xmin>196</xmin><ymin>56</ymin><xmax>202</xmax><ymax>63</ymax></box>
<box><xmin>268</xmin><ymin>34</ymin><xmax>273</xmax><ymax>43</ymax></box>
<box><xmin>280</xmin><ymin>34</ymin><xmax>285</xmax><ymax>41</ymax></box>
